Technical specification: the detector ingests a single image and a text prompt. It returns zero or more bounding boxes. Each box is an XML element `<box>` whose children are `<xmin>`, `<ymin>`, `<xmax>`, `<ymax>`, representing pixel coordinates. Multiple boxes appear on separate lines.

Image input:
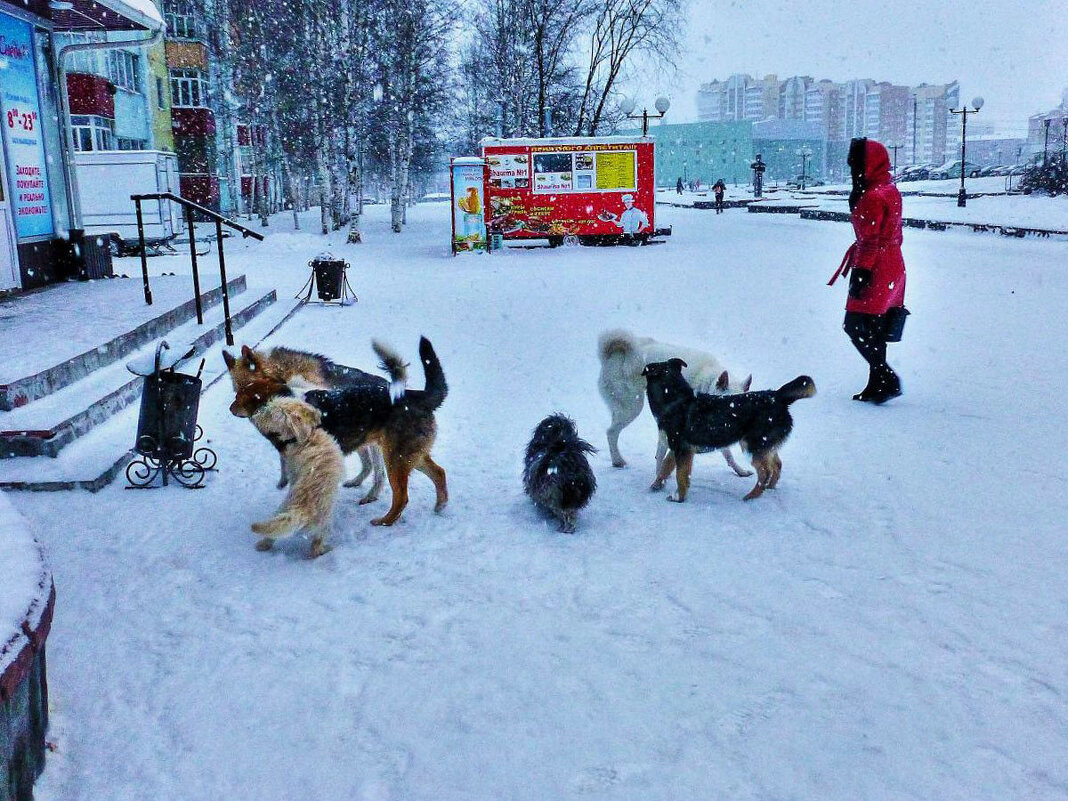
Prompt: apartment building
<box><xmin>699</xmin><ymin>74</ymin><xmax>962</xmax><ymax>169</ymax></box>
<box><xmin>904</xmin><ymin>82</ymin><xmax>959</xmax><ymax>166</ymax></box>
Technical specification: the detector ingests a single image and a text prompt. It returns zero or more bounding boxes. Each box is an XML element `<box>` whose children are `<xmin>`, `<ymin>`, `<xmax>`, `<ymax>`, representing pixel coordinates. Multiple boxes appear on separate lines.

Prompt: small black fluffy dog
<box><xmin>642</xmin><ymin>359</ymin><xmax>815</xmax><ymax>502</ymax></box>
<box><xmin>523</xmin><ymin>414</ymin><xmax>597</xmax><ymax>533</ymax></box>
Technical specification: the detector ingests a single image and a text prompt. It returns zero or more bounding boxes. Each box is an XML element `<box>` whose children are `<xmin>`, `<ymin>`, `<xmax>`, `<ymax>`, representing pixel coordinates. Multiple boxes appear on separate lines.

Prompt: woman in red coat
<box><xmin>829</xmin><ymin>138</ymin><xmax>907</xmax><ymax>403</ymax></box>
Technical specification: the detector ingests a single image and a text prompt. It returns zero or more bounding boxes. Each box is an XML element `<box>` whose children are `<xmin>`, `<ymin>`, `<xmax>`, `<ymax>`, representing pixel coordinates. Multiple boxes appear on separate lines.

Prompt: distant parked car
<box><xmin>896</xmin><ymin>166</ymin><xmax>925</xmax><ymax>182</ymax></box>
<box><xmin>789</xmin><ymin>175</ymin><xmax>825</xmax><ymax>188</ymax></box>
<box><xmin>929</xmin><ymin>160</ymin><xmax>982</xmax><ymax>180</ymax></box>
<box><xmin>1008</xmin><ymin>164</ymin><xmax>1031</xmax><ymax>176</ymax></box>
<box><xmin>978</xmin><ymin>165</ymin><xmax>1002</xmax><ymax>177</ymax></box>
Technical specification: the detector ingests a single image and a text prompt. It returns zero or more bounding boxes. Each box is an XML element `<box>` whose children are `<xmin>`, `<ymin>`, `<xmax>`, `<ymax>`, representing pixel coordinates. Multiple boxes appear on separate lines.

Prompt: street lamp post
<box><xmin>951</xmin><ymin>96</ymin><xmax>984</xmax><ymax>207</ymax></box>
<box><xmin>796</xmin><ymin>145</ymin><xmax>813</xmax><ymax>189</ymax></box>
<box><xmin>620</xmin><ymin>96</ymin><xmax>671</xmax><ymax>137</ymax></box>
<box><xmin>888</xmin><ymin>143</ymin><xmax>901</xmax><ymax>172</ymax></box>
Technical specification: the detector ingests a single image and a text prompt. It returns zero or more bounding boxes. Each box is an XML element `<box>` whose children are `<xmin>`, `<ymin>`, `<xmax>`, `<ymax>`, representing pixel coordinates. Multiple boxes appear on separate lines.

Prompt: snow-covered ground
<box><xmin>8</xmin><ymin>203</ymin><xmax>1068</xmax><ymax>800</ymax></box>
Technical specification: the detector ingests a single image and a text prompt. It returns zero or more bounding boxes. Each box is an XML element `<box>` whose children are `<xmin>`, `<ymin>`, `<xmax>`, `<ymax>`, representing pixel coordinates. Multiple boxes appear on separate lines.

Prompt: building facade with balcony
<box><xmin>0</xmin><ymin>0</ymin><xmax>163</xmax><ymax>292</ymax></box>
<box><xmin>163</xmin><ymin>1</ymin><xmax>219</xmax><ymax>209</ymax></box>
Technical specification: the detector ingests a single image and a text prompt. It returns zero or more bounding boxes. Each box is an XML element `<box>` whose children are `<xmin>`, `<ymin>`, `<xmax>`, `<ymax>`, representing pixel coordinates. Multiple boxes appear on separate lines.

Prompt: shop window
<box><xmin>71</xmin><ymin>115</ymin><xmax>115</xmax><ymax>151</ymax></box>
<box><xmin>165</xmin><ymin>0</ymin><xmax>202</xmax><ymax>39</ymax></box>
<box><xmin>117</xmin><ymin>138</ymin><xmax>147</xmax><ymax>151</ymax></box>
<box><xmin>170</xmin><ymin>68</ymin><xmax>207</xmax><ymax>108</ymax></box>
<box><xmin>107</xmin><ymin>50</ymin><xmax>142</xmax><ymax>94</ymax></box>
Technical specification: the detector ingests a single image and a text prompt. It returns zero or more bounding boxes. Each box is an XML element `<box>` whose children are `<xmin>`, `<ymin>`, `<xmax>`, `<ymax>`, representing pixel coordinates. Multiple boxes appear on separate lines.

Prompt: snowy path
<box><xmin>11</xmin><ymin>205</ymin><xmax>1068</xmax><ymax>800</ymax></box>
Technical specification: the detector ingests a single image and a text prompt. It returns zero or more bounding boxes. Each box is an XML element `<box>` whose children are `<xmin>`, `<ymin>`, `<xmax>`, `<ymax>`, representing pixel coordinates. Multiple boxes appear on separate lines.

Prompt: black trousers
<box><xmin>843</xmin><ymin>311</ymin><xmax>887</xmax><ymax>368</ymax></box>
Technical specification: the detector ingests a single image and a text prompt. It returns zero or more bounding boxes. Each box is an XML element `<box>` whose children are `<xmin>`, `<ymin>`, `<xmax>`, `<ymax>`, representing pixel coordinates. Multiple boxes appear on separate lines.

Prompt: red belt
<box><xmin>827</xmin><ymin>243</ymin><xmax>856</xmax><ymax>286</ymax></box>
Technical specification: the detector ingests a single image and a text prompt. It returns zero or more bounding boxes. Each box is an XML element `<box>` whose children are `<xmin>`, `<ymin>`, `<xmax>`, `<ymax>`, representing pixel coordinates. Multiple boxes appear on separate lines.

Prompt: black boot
<box><xmin>852</xmin><ymin>367</ymin><xmax>879</xmax><ymax>401</ymax></box>
<box><xmin>868</xmin><ymin>364</ymin><xmax>902</xmax><ymax>404</ymax></box>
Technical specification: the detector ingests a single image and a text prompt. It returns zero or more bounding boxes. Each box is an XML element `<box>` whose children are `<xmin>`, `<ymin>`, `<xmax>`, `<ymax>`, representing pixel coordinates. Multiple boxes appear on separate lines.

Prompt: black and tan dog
<box><xmin>523</xmin><ymin>414</ymin><xmax>597</xmax><ymax>533</ymax></box>
<box><xmin>223</xmin><ymin>344</ymin><xmax>386</xmax><ymax>500</ymax></box>
<box><xmin>230</xmin><ymin>337</ymin><xmax>448</xmax><ymax>527</ymax></box>
<box><xmin>642</xmin><ymin>358</ymin><xmax>815</xmax><ymax>502</ymax></box>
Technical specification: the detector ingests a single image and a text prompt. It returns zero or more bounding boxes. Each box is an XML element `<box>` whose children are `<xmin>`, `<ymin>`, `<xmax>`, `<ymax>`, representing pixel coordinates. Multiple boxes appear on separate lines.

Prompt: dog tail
<box><xmin>372</xmin><ymin>340</ymin><xmax>409</xmax><ymax>401</ymax></box>
<box><xmin>598</xmin><ymin>328</ymin><xmax>638</xmax><ymax>363</ymax></box>
<box><xmin>776</xmin><ymin>375</ymin><xmax>817</xmax><ymax>404</ymax></box>
<box><xmin>414</xmin><ymin>336</ymin><xmax>448</xmax><ymax>411</ymax></box>
<box><xmin>251</xmin><ymin>509</ymin><xmax>305</xmax><ymax>538</ymax></box>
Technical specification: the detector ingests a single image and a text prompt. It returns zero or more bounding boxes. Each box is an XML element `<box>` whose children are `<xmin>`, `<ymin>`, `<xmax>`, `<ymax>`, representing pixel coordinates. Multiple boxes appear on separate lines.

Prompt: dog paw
<box><xmin>343</xmin><ymin>477</ymin><xmax>365</xmax><ymax>488</ymax></box>
<box><xmin>255</xmin><ymin>538</ymin><xmax>274</xmax><ymax>551</ymax></box>
<box><xmin>612</xmin><ymin>459</ymin><xmax>627</xmax><ymax>468</ymax></box>
<box><xmin>370</xmin><ymin>516</ymin><xmax>394</xmax><ymax>527</ymax></box>
<box><xmin>276</xmin><ymin>479</ymin><xmax>288</xmax><ymax>489</ymax></box>
<box><xmin>434</xmin><ymin>501</ymin><xmax>448</xmax><ymax>514</ymax></box>
<box><xmin>309</xmin><ymin>541</ymin><xmax>332</xmax><ymax>558</ymax></box>
<box><xmin>735</xmin><ymin>469</ymin><xmax>754</xmax><ymax>478</ymax></box>
<box><xmin>649</xmin><ymin>481</ymin><xmax>665</xmax><ymax>492</ymax></box>
<box><xmin>358</xmin><ymin>494</ymin><xmax>379</xmax><ymax>506</ymax></box>
<box><xmin>667</xmin><ymin>493</ymin><xmax>685</xmax><ymax>503</ymax></box>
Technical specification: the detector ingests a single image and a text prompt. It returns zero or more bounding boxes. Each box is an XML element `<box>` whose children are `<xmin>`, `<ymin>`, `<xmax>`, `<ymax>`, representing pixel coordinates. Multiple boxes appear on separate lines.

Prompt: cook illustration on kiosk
<box><xmin>604</xmin><ymin>193</ymin><xmax>650</xmax><ymax>234</ymax></box>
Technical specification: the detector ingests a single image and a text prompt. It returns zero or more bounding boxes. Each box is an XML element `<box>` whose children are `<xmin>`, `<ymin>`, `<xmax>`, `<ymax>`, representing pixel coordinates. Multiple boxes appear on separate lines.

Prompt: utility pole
<box><xmin>911</xmin><ymin>95</ymin><xmax>918</xmax><ymax>165</ymax></box>
<box><xmin>889</xmin><ymin>143</ymin><xmax>901</xmax><ymax>171</ymax></box>
<box><xmin>1043</xmin><ymin>117</ymin><xmax>1051</xmax><ymax>166</ymax></box>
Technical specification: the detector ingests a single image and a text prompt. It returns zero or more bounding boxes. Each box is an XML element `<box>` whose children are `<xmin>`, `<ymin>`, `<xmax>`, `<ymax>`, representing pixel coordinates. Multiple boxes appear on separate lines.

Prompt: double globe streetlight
<box><xmin>620</xmin><ymin>96</ymin><xmax>671</xmax><ymax>137</ymax></box>
<box><xmin>950</xmin><ymin>95</ymin><xmax>984</xmax><ymax>208</ymax></box>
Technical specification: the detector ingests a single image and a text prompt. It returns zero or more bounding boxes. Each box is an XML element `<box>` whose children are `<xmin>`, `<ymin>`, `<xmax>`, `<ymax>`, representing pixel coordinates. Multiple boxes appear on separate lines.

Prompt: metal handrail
<box><xmin>131</xmin><ymin>193</ymin><xmax>265</xmax><ymax>346</ymax></box>
<box><xmin>131</xmin><ymin>192</ymin><xmax>264</xmax><ymax>240</ymax></box>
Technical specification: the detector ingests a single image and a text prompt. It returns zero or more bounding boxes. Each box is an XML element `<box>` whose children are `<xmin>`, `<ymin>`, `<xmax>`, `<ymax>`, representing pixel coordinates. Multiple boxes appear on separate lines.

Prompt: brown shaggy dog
<box><xmin>230</xmin><ymin>337</ymin><xmax>448</xmax><ymax>527</ymax></box>
<box><xmin>223</xmin><ymin>344</ymin><xmax>385</xmax><ymax>502</ymax></box>
<box><xmin>249</xmin><ymin>397</ymin><xmax>344</xmax><ymax>558</ymax></box>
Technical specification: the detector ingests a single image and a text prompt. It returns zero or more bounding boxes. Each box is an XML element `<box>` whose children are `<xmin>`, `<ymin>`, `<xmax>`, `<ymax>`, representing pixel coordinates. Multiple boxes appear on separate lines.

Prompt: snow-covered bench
<box><xmin>0</xmin><ymin>495</ymin><xmax>54</xmax><ymax>801</ymax></box>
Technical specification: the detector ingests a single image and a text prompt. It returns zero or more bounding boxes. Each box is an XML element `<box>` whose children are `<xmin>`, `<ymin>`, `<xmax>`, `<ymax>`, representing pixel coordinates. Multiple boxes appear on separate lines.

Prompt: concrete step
<box><xmin>0</xmin><ymin>276</ymin><xmax>247</xmax><ymax>411</ymax></box>
<box><xmin>0</xmin><ymin>292</ymin><xmax>302</xmax><ymax>491</ymax></box>
<box><xmin>0</xmin><ymin>288</ymin><xmax>279</xmax><ymax>459</ymax></box>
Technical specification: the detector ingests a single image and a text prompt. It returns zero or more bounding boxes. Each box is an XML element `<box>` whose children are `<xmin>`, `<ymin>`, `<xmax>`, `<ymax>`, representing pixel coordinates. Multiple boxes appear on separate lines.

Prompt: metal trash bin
<box><xmin>312</xmin><ymin>256</ymin><xmax>346</xmax><ymax>301</ymax></box>
<box><xmin>135</xmin><ymin>370</ymin><xmax>201</xmax><ymax>461</ymax></box>
<box><xmin>297</xmin><ymin>252</ymin><xmax>357</xmax><ymax>305</ymax></box>
<box><xmin>126</xmin><ymin>341</ymin><xmax>216</xmax><ymax>488</ymax></box>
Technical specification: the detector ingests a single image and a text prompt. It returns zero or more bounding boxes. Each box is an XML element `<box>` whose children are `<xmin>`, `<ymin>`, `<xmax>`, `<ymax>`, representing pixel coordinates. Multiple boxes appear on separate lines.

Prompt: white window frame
<box><xmin>106</xmin><ymin>50</ymin><xmax>142</xmax><ymax>94</ymax></box>
<box><xmin>70</xmin><ymin>115</ymin><xmax>115</xmax><ymax>152</ymax></box>
<box><xmin>169</xmin><ymin>68</ymin><xmax>208</xmax><ymax>108</ymax></box>
<box><xmin>165</xmin><ymin>0</ymin><xmax>201</xmax><ymax>39</ymax></box>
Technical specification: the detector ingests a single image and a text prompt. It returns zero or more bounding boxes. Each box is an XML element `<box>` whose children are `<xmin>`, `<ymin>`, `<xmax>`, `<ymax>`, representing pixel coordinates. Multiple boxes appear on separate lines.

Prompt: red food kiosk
<box><xmin>480</xmin><ymin>136</ymin><xmax>670</xmax><ymax>246</ymax></box>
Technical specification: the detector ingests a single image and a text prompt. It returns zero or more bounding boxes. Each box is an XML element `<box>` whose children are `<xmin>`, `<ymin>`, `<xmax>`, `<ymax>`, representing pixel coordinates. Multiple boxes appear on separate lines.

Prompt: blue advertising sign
<box><xmin>0</xmin><ymin>12</ymin><xmax>54</xmax><ymax>238</ymax></box>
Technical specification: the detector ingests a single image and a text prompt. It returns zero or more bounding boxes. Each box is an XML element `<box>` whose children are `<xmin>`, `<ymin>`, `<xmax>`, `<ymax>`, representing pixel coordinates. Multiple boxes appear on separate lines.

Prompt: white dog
<box><xmin>597</xmin><ymin>329</ymin><xmax>753</xmax><ymax>475</ymax></box>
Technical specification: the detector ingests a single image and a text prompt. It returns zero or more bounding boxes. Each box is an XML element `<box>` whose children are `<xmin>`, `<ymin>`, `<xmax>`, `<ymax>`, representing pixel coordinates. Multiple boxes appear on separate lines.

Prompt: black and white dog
<box><xmin>642</xmin><ymin>359</ymin><xmax>815</xmax><ymax>502</ymax></box>
<box><xmin>523</xmin><ymin>414</ymin><xmax>597</xmax><ymax>533</ymax></box>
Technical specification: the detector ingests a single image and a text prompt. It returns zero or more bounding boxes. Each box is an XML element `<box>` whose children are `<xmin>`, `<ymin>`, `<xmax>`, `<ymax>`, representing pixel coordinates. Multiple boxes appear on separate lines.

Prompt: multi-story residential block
<box><xmin>697</xmin><ymin>74</ymin><xmax>779</xmax><ymax>122</ymax></box>
<box><xmin>778</xmin><ymin>76</ymin><xmax>812</xmax><ymax>121</ymax></box>
<box><xmin>905</xmin><ymin>82</ymin><xmax>959</xmax><ymax>167</ymax></box>
<box><xmin>162</xmin><ymin>0</ymin><xmax>219</xmax><ymax>208</ymax></box>
<box><xmin>699</xmin><ymin>74</ymin><xmax>964</xmax><ymax>172</ymax></box>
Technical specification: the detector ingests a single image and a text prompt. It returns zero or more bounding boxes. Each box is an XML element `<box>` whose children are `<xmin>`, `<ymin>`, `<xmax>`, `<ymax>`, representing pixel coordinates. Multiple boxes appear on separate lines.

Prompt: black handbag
<box><xmin>848</xmin><ymin>268</ymin><xmax>872</xmax><ymax>298</ymax></box>
<box><xmin>884</xmin><ymin>306</ymin><xmax>910</xmax><ymax>342</ymax></box>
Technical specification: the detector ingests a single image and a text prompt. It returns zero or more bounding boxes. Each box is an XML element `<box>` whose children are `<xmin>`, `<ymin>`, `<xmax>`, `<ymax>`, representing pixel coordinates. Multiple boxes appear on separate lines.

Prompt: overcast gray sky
<box><xmin>628</xmin><ymin>0</ymin><xmax>1067</xmax><ymax>135</ymax></box>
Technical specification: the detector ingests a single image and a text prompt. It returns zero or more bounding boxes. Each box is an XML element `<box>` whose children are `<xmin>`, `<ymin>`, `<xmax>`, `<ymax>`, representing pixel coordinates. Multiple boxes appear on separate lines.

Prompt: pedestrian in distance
<box><xmin>827</xmin><ymin>138</ymin><xmax>909</xmax><ymax>404</ymax></box>
<box><xmin>676</xmin><ymin>177</ymin><xmax>684</xmax><ymax>195</ymax></box>
<box><xmin>712</xmin><ymin>179</ymin><xmax>726</xmax><ymax>214</ymax></box>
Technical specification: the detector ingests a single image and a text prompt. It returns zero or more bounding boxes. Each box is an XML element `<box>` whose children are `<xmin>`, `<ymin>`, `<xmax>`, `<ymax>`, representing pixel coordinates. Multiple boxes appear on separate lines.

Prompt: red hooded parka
<box><xmin>830</xmin><ymin>140</ymin><xmax>906</xmax><ymax>315</ymax></box>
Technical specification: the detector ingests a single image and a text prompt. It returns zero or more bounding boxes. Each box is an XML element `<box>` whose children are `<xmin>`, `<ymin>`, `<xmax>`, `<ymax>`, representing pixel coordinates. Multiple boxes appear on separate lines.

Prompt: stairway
<box><xmin>0</xmin><ymin>276</ymin><xmax>298</xmax><ymax>491</ymax></box>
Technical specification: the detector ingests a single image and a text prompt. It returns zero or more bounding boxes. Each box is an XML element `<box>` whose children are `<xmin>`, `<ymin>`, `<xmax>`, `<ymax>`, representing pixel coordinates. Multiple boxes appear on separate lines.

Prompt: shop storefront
<box><xmin>0</xmin><ymin>0</ymin><xmax>163</xmax><ymax>291</ymax></box>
